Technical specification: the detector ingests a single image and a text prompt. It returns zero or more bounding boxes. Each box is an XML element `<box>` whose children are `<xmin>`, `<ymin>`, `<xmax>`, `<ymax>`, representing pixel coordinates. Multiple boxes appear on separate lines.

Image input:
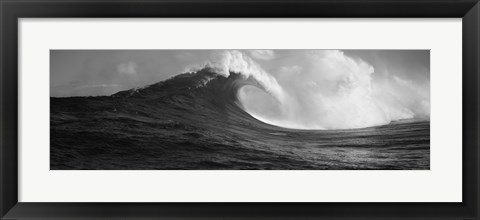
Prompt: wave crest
<box><xmin>184</xmin><ymin>50</ymin><xmax>429</xmax><ymax>130</ymax></box>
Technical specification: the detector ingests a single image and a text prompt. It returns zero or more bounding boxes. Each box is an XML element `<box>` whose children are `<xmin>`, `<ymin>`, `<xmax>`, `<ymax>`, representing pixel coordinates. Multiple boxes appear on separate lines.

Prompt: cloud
<box><xmin>248</xmin><ymin>50</ymin><xmax>276</xmax><ymax>60</ymax></box>
<box><xmin>174</xmin><ymin>52</ymin><xmax>196</xmax><ymax>61</ymax></box>
<box><xmin>117</xmin><ymin>62</ymin><xmax>138</xmax><ymax>75</ymax></box>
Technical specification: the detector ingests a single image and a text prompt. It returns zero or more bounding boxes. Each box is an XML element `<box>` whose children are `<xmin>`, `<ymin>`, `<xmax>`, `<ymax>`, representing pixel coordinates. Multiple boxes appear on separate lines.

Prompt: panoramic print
<box><xmin>50</xmin><ymin>50</ymin><xmax>430</xmax><ymax>170</ymax></box>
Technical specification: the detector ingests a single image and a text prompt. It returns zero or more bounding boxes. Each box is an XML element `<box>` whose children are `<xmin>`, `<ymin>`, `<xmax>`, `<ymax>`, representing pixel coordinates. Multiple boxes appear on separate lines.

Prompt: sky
<box><xmin>50</xmin><ymin>50</ymin><xmax>429</xmax><ymax>97</ymax></box>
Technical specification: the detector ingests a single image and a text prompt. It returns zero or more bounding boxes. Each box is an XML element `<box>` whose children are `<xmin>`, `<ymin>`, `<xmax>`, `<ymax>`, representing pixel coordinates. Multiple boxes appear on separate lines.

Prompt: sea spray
<box><xmin>186</xmin><ymin>50</ymin><xmax>430</xmax><ymax>130</ymax></box>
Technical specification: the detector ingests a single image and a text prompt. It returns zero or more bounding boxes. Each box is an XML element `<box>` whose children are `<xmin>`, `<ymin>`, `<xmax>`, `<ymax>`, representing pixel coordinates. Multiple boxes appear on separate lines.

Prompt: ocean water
<box><xmin>50</xmin><ymin>69</ymin><xmax>430</xmax><ymax>170</ymax></box>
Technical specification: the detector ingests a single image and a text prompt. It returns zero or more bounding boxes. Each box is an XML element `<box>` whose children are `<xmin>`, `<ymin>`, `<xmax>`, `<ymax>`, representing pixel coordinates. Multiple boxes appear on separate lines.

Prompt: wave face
<box><xmin>51</xmin><ymin>67</ymin><xmax>430</xmax><ymax>170</ymax></box>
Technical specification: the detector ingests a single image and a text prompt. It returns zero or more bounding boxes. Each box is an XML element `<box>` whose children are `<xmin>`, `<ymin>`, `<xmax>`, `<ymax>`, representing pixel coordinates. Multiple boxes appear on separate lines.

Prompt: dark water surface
<box><xmin>51</xmin><ymin>69</ymin><xmax>429</xmax><ymax>170</ymax></box>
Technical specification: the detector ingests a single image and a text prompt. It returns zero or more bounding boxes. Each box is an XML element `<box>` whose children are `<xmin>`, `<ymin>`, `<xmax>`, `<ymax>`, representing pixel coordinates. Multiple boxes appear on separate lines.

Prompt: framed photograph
<box><xmin>1</xmin><ymin>0</ymin><xmax>479</xmax><ymax>219</ymax></box>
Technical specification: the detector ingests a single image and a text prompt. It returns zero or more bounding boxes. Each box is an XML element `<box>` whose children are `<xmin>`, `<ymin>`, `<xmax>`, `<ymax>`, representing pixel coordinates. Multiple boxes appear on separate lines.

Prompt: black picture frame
<box><xmin>1</xmin><ymin>0</ymin><xmax>479</xmax><ymax>219</ymax></box>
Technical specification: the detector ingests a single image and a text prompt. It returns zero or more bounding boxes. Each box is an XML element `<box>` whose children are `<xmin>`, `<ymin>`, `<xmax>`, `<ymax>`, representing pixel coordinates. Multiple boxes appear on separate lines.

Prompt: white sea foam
<box><xmin>192</xmin><ymin>50</ymin><xmax>430</xmax><ymax>130</ymax></box>
<box><xmin>186</xmin><ymin>50</ymin><xmax>286</xmax><ymax>102</ymax></box>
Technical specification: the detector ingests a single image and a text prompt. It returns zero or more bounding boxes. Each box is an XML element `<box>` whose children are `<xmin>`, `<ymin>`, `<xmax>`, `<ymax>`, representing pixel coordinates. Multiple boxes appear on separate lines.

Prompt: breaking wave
<box><xmin>181</xmin><ymin>50</ymin><xmax>429</xmax><ymax>130</ymax></box>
